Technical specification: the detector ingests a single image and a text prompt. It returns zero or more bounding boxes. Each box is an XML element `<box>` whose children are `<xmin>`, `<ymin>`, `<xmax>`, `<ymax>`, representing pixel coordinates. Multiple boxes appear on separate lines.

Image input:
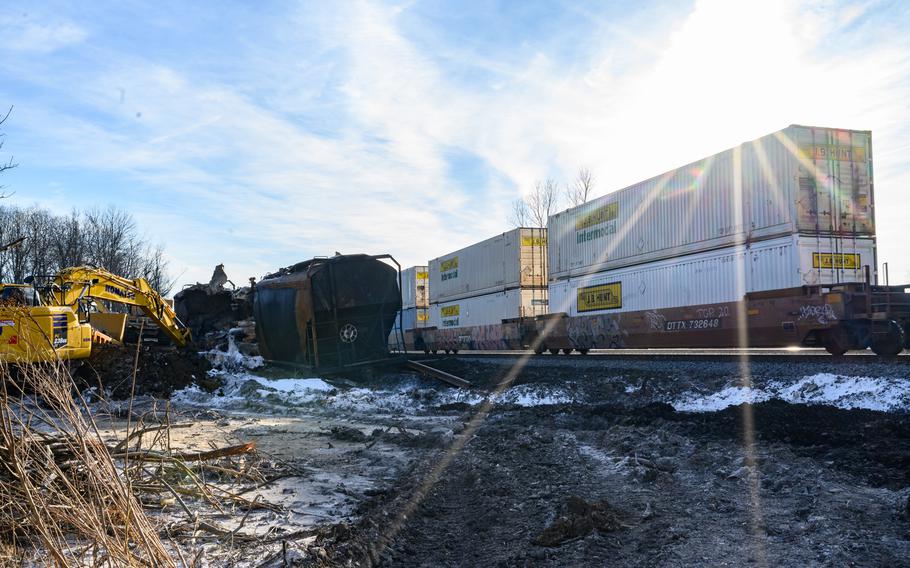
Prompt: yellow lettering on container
<box><xmin>575</xmin><ymin>202</ymin><xmax>619</xmax><ymax>231</ymax></box>
<box><xmin>812</xmin><ymin>253</ymin><xmax>861</xmax><ymax>270</ymax></box>
<box><xmin>521</xmin><ymin>236</ymin><xmax>548</xmax><ymax>246</ymax></box>
<box><xmin>576</xmin><ymin>282</ymin><xmax>622</xmax><ymax>312</ymax></box>
<box><xmin>440</xmin><ymin>257</ymin><xmax>458</xmax><ymax>272</ymax></box>
<box><xmin>440</xmin><ymin>305</ymin><xmax>460</xmax><ymax>317</ymax></box>
<box><xmin>800</xmin><ymin>145</ymin><xmax>866</xmax><ymax>162</ymax></box>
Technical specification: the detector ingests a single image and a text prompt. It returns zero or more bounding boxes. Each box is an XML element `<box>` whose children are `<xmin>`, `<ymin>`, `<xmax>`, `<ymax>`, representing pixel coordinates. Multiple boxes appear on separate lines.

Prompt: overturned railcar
<box><xmin>253</xmin><ymin>254</ymin><xmax>401</xmax><ymax>370</ymax></box>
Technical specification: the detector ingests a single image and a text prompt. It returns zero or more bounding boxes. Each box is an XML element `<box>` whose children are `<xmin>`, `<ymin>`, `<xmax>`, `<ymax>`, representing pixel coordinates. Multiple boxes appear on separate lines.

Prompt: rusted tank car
<box><xmin>253</xmin><ymin>254</ymin><xmax>401</xmax><ymax>369</ymax></box>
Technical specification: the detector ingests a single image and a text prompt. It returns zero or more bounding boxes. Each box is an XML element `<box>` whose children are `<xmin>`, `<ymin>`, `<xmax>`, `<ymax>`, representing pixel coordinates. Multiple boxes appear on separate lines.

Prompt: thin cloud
<box><xmin>2</xmin><ymin>0</ymin><xmax>909</xmax><ymax>284</ymax></box>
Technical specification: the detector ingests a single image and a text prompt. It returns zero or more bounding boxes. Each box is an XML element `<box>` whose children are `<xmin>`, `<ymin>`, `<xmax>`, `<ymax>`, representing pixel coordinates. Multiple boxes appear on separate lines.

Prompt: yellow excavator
<box><xmin>0</xmin><ymin>266</ymin><xmax>191</xmax><ymax>364</ymax></box>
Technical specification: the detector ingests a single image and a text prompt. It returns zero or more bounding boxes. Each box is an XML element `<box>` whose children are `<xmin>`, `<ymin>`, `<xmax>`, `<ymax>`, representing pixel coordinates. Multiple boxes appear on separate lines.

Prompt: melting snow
<box><xmin>172</xmin><ymin>370</ymin><xmax>581</xmax><ymax>415</ymax></box>
<box><xmin>673</xmin><ymin>373</ymin><xmax>910</xmax><ymax>413</ymax></box>
<box><xmin>202</xmin><ymin>333</ymin><xmax>264</xmax><ymax>372</ymax></box>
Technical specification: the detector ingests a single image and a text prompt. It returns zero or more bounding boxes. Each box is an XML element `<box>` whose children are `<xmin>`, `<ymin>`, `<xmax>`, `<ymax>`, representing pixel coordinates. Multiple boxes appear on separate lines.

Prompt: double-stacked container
<box><xmin>395</xmin><ymin>266</ymin><xmax>430</xmax><ymax>332</ymax></box>
<box><xmin>548</xmin><ymin>124</ymin><xmax>877</xmax><ymax>315</ymax></box>
<box><xmin>429</xmin><ymin>228</ymin><xmax>549</xmax><ymax>328</ymax></box>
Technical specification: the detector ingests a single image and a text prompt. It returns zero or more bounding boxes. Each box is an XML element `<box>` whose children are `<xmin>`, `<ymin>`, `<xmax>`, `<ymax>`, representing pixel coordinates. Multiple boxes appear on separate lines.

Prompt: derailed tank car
<box><xmin>253</xmin><ymin>254</ymin><xmax>401</xmax><ymax>370</ymax></box>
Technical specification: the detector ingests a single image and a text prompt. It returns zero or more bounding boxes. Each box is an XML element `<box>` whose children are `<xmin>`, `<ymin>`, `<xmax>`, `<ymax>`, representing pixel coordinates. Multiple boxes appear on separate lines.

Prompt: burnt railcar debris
<box><xmin>253</xmin><ymin>254</ymin><xmax>402</xmax><ymax>370</ymax></box>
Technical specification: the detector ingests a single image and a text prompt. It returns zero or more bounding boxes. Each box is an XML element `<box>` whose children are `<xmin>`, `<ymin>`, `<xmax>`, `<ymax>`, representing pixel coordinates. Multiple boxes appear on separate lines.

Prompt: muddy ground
<box><xmin>295</xmin><ymin>355</ymin><xmax>910</xmax><ymax>568</ymax></box>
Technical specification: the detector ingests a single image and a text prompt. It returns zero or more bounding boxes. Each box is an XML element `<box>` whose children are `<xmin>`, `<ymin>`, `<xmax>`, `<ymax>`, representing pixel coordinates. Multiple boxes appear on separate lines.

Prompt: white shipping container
<box><xmin>429</xmin><ymin>288</ymin><xmax>549</xmax><ymax>329</ymax></box>
<box><xmin>548</xmin><ymin>234</ymin><xmax>876</xmax><ymax>317</ymax></box>
<box><xmin>429</xmin><ymin>227</ymin><xmax>548</xmax><ymax>302</ymax></box>
<box><xmin>400</xmin><ymin>266</ymin><xmax>429</xmax><ymax>309</ymax></box>
<box><xmin>549</xmin><ymin>125</ymin><xmax>875</xmax><ymax>280</ymax></box>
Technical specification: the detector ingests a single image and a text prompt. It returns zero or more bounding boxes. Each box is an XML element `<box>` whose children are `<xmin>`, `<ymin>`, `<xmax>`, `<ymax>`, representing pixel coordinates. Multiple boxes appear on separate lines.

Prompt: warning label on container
<box><xmin>577</xmin><ymin>282</ymin><xmax>622</xmax><ymax>312</ymax></box>
<box><xmin>417</xmin><ymin>310</ymin><xmax>429</xmax><ymax>322</ymax></box>
<box><xmin>416</xmin><ymin>271</ymin><xmax>428</xmax><ymax>280</ymax></box>
<box><xmin>440</xmin><ymin>257</ymin><xmax>458</xmax><ymax>281</ymax></box>
<box><xmin>800</xmin><ymin>145</ymin><xmax>866</xmax><ymax>162</ymax></box>
<box><xmin>521</xmin><ymin>236</ymin><xmax>548</xmax><ymax>247</ymax></box>
<box><xmin>812</xmin><ymin>253</ymin><xmax>861</xmax><ymax>270</ymax></box>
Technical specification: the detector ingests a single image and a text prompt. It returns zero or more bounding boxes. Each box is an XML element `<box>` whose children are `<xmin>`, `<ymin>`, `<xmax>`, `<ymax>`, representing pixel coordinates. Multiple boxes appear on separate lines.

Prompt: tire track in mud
<box><xmin>312</xmin><ymin>358</ymin><xmax>910</xmax><ymax>567</ymax></box>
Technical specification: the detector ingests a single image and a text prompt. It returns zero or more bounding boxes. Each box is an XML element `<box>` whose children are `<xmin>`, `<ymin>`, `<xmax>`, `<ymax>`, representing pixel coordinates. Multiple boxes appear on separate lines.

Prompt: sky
<box><xmin>1</xmin><ymin>0</ymin><xmax>908</xmax><ymax>289</ymax></box>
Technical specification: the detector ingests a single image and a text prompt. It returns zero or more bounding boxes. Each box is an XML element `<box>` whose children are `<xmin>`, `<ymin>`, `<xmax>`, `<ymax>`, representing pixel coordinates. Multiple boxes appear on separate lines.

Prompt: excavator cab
<box><xmin>0</xmin><ymin>283</ymin><xmax>95</xmax><ymax>364</ymax></box>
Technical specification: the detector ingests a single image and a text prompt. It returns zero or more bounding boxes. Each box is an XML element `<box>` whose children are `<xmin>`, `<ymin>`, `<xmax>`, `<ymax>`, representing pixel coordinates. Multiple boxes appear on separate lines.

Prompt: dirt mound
<box><xmin>669</xmin><ymin>400</ymin><xmax>910</xmax><ymax>489</ymax></box>
<box><xmin>534</xmin><ymin>496</ymin><xmax>627</xmax><ymax>547</ymax></box>
<box><xmin>75</xmin><ymin>345</ymin><xmax>215</xmax><ymax>399</ymax></box>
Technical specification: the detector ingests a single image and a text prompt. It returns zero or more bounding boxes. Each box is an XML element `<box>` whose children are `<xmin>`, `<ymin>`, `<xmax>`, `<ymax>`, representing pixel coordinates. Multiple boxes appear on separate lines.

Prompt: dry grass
<box><xmin>0</xmin><ymin>360</ymin><xmax>175</xmax><ymax>566</ymax></box>
<box><xmin>0</xmin><ymin>355</ymin><xmax>286</xmax><ymax>566</ymax></box>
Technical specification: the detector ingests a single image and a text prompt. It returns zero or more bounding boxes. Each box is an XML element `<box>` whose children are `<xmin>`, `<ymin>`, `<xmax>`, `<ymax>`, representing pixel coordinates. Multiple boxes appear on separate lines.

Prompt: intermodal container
<box><xmin>429</xmin><ymin>227</ymin><xmax>548</xmax><ymax>303</ymax></box>
<box><xmin>429</xmin><ymin>288</ymin><xmax>549</xmax><ymax>328</ymax></box>
<box><xmin>548</xmin><ymin>234</ymin><xmax>876</xmax><ymax>317</ymax></box>
<box><xmin>400</xmin><ymin>266</ymin><xmax>429</xmax><ymax>309</ymax></box>
<box><xmin>548</xmin><ymin>125</ymin><xmax>875</xmax><ymax>280</ymax></box>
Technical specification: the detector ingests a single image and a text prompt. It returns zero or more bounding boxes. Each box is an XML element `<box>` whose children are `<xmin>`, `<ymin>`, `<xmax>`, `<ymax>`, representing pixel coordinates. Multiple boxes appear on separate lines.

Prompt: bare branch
<box><xmin>0</xmin><ymin>105</ymin><xmax>17</xmax><ymax>198</ymax></box>
<box><xmin>565</xmin><ymin>167</ymin><xmax>595</xmax><ymax>207</ymax></box>
<box><xmin>508</xmin><ymin>199</ymin><xmax>530</xmax><ymax>228</ymax></box>
<box><xmin>527</xmin><ymin>178</ymin><xmax>560</xmax><ymax>228</ymax></box>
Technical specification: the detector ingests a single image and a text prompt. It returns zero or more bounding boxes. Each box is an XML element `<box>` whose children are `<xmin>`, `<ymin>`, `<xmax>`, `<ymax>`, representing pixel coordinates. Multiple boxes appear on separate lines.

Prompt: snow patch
<box><xmin>494</xmin><ymin>384</ymin><xmax>575</xmax><ymax>407</ymax></box>
<box><xmin>202</xmin><ymin>334</ymin><xmax>264</xmax><ymax>372</ymax></box>
<box><xmin>673</xmin><ymin>373</ymin><xmax>910</xmax><ymax>413</ymax></box>
<box><xmin>673</xmin><ymin>385</ymin><xmax>773</xmax><ymax>412</ymax></box>
<box><xmin>775</xmin><ymin>373</ymin><xmax>910</xmax><ymax>412</ymax></box>
<box><xmin>172</xmin><ymin>372</ymin><xmax>577</xmax><ymax>416</ymax></box>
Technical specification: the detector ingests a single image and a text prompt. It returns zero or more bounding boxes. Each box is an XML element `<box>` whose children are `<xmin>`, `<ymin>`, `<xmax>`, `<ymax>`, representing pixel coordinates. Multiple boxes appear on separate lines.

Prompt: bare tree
<box><xmin>140</xmin><ymin>244</ymin><xmax>176</xmax><ymax>296</ymax></box>
<box><xmin>527</xmin><ymin>178</ymin><xmax>560</xmax><ymax>228</ymax></box>
<box><xmin>565</xmin><ymin>167</ymin><xmax>595</xmax><ymax>207</ymax></box>
<box><xmin>508</xmin><ymin>198</ymin><xmax>530</xmax><ymax>227</ymax></box>
<box><xmin>507</xmin><ymin>178</ymin><xmax>562</xmax><ymax>228</ymax></box>
<box><xmin>0</xmin><ymin>203</ymin><xmax>175</xmax><ymax>293</ymax></box>
<box><xmin>0</xmin><ymin>106</ymin><xmax>17</xmax><ymax>198</ymax></box>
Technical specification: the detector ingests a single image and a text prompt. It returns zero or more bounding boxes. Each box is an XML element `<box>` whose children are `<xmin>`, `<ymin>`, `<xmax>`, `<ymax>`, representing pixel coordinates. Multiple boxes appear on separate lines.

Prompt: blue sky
<box><xmin>1</xmin><ymin>0</ymin><xmax>909</xmax><ymax>287</ymax></box>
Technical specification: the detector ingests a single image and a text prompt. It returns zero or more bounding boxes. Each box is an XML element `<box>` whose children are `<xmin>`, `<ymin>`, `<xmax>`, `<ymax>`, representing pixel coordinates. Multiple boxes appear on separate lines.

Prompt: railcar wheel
<box><xmin>578</xmin><ymin>348</ymin><xmax>590</xmax><ymax>355</ymax></box>
<box><xmin>452</xmin><ymin>349</ymin><xmax>459</xmax><ymax>355</ymax></box>
<box><xmin>432</xmin><ymin>350</ymin><xmax>438</xmax><ymax>354</ymax></box>
<box><xmin>562</xmin><ymin>348</ymin><xmax>573</xmax><ymax>355</ymax></box>
<box><xmin>548</xmin><ymin>348</ymin><xmax>560</xmax><ymax>355</ymax></box>
<box><xmin>444</xmin><ymin>349</ymin><xmax>451</xmax><ymax>355</ymax></box>
<box><xmin>822</xmin><ymin>328</ymin><xmax>850</xmax><ymax>357</ymax></box>
<box><xmin>871</xmin><ymin>321</ymin><xmax>905</xmax><ymax>358</ymax></box>
<box><xmin>534</xmin><ymin>346</ymin><xmax>545</xmax><ymax>355</ymax></box>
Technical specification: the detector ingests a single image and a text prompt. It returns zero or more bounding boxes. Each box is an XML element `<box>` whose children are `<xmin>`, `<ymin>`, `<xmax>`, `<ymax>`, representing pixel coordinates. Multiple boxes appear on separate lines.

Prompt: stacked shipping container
<box><xmin>548</xmin><ymin>124</ymin><xmax>877</xmax><ymax>316</ymax></box>
<box><xmin>393</xmin><ymin>266</ymin><xmax>429</xmax><ymax>337</ymax></box>
<box><xmin>429</xmin><ymin>228</ymin><xmax>549</xmax><ymax>328</ymax></box>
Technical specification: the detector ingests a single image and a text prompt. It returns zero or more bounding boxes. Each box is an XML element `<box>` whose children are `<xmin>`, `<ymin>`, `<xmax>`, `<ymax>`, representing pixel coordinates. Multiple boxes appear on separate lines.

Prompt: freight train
<box><xmin>391</xmin><ymin>124</ymin><xmax>910</xmax><ymax>357</ymax></box>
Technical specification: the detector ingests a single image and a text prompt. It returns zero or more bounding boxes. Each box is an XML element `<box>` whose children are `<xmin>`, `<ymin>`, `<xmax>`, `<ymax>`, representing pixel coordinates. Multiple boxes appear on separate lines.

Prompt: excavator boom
<box><xmin>50</xmin><ymin>266</ymin><xmax>191</xmax><ymax>348</ymax></box>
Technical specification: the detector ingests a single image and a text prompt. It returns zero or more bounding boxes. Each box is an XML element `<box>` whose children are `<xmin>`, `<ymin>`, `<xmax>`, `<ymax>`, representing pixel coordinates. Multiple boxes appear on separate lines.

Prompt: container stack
<box><xmin>548</xmin><ymin>124</ymin><xmax>877</xmax><ymax>316</ymax></box>
<box><xmin>429</xmin><ymin>228</ymin><xmax>549</xmax><ymax>328</ymax></box>
<box><xmin>393</xmin><ymin>266</ymin><xmax>430</xmax><ymax>333</ymax></box>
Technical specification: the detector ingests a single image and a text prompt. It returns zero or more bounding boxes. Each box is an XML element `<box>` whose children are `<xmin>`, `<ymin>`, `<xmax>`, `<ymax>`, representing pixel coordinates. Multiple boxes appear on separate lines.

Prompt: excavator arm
<box><xmin>49</xmin><ymin>266</ymin><xmax>191</xmax><ymax>348</ymax></box>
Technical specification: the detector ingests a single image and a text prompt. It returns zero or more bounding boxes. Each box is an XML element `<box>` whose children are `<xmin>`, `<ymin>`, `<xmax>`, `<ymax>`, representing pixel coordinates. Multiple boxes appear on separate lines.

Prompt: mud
<box><xmin>75</xmin><ymin>344</ymin><xmax>214</xmax><ymax>398</ymax></box>
<box><xmin>303</xmin><ymin>355</ymin><xmax>910</xmax><ymax>568</ymax></box>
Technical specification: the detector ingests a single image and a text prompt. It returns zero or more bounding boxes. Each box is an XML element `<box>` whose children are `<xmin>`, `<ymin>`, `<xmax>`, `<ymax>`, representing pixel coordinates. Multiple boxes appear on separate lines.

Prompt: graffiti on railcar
<box><xmin>798</xmin><ymin>303</ymin><xmax>837</xmax><ymax>325</ymax></box>
<box><xmin>431</xmin><ymin>322</ymin><xmax>525</xmax><ymax>350</ymax></box>
<box><xmin>566</xmin><ymin>314</ymin><xmax>627</xmax><ymax>349</ymax></box>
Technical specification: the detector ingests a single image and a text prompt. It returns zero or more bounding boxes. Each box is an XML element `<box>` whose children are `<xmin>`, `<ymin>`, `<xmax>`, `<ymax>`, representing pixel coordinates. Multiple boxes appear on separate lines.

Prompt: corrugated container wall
<box><xmin>400</xmin><ymin>266</ymin><xmax>429</xmax><ymax>309</ymax></box>
<box><xmin>548</xmin><ymin>235</ymin><xmax>875</xmax><ymax>317</ymax></box>
<box><xmin>429</xmin><ymin>228</ymin><xmax>548</xmax><ymax>303</ymax></box>
<box><xmin>429</xmin><ymin>288</ymin><xmax>549</xmax><ymax>328</ymax></box>
<box><xmin>394</xmin><ymin>307</ymin><xmax>429</xmax><ymax>332</ymax></box>
<box><xmin>548</xmin><ymin>125</ymin><xmax>874</xmax><ymax>280</ymax></box>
